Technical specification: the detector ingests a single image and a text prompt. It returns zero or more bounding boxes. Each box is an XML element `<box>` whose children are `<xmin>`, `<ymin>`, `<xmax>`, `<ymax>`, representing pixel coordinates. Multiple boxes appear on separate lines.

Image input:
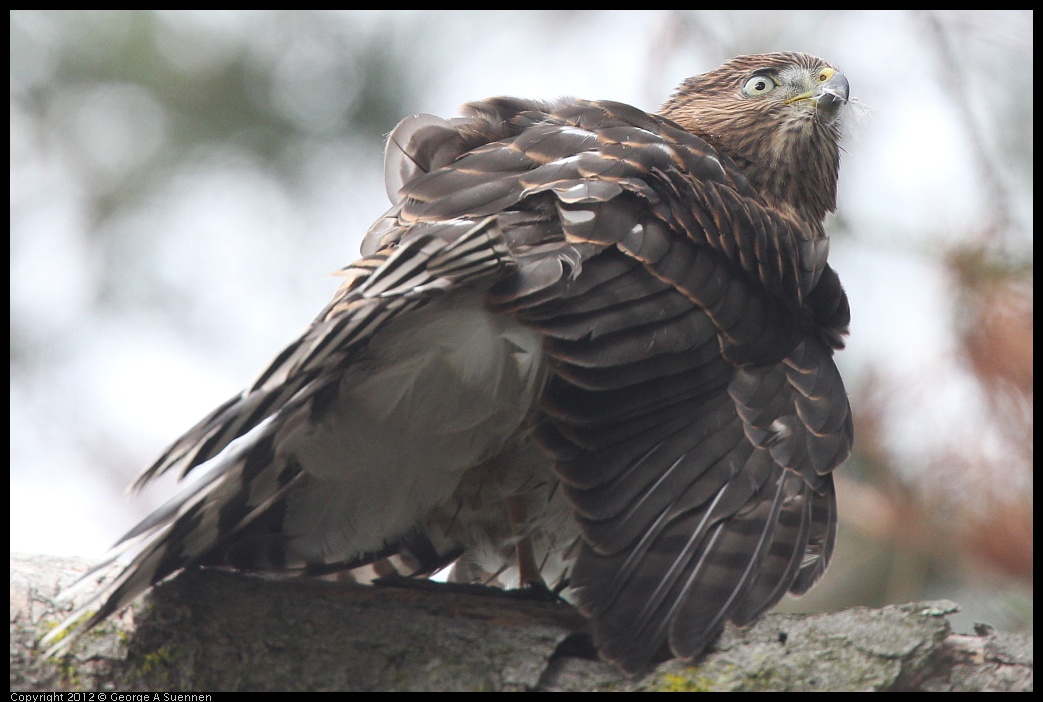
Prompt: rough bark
<box><xmin>11</xmin><ymin>552</ymin><xmax>1032</xmax><ymax>692</ymax></box>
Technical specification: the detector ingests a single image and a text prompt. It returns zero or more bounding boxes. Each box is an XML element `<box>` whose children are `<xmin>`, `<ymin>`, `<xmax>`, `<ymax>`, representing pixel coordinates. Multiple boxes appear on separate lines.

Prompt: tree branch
<box><xmin>11</xmin><ymin>553</ymin><xmax>1032</xmax><ymax>691</ymax></box>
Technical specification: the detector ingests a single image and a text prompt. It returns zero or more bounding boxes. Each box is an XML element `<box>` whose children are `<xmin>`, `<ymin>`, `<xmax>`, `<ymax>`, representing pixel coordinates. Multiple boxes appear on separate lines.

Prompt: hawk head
<box><xmin>661</xmin><ymin>52</ymin><xmax>849</xmax><ymax>226</ymax></box>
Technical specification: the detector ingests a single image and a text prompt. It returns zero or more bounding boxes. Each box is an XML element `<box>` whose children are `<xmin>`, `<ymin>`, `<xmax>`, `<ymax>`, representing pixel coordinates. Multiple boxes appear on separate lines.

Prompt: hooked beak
<box><xmin>817</xmin><ymin>72</ymin><xmax>850</xmax><ymax>109</ymax></box>
<box><xmin>784</xmin><ymin>67</ymin><xmax>850</xmax><ymax>123</ymax></box>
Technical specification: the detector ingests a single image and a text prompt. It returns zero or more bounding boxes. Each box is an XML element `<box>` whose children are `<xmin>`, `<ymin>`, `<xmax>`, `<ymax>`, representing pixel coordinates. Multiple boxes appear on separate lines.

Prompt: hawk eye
<box><xmin>743</xmin><ymin>75</ymin><xmax>777</xmax><ymax>96</ymax></box>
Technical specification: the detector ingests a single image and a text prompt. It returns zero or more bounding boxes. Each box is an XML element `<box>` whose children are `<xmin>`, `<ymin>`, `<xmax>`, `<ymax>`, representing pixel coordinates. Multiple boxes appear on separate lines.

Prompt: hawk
<box><xmin>45</xmin><ymin>52</ymin><xmax>853</xmax><ymax>674</ymax></box>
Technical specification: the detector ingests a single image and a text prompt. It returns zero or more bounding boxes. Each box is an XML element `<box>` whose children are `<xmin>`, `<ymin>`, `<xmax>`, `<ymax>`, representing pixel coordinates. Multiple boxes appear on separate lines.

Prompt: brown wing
<box><xmin>378</xmin><ymin>96</ymin><xmax>853</xmax><ymax>672</ymax></box>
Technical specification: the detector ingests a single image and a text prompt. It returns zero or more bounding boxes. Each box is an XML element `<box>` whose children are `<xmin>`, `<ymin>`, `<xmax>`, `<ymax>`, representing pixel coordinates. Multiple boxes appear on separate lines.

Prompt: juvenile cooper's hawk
<box><xmin>46</xmin><ymin>52</ymin><xmax>853</xmax><ymax>674</ymax></box>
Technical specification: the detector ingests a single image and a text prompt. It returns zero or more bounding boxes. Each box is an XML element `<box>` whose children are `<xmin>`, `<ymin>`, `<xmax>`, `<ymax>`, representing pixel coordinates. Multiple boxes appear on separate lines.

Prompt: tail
<box><xmin>42</xmin><ymin>218</ymin><xmax>519</xmax><ymax>657</ymax></box>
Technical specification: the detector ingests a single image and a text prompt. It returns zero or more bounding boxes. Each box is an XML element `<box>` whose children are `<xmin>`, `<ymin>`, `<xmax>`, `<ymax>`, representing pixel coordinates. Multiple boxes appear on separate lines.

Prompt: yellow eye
<box><xmin>818</xmin><ymin>68</ymin><xmax>835</xmax><ymax>83</ymax></box>
<box><xmin>742</xmin><ymin>75</ymin><xmax>776</xmax><ymax>96</ymax></box>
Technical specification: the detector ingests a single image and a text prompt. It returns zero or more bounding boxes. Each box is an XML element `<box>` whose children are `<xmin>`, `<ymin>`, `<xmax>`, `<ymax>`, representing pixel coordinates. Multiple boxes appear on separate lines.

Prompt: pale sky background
<box><xmin>10</xmin><ymin>11</ymin><xmax>1032</xmax><ymax>632</ymax></box>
